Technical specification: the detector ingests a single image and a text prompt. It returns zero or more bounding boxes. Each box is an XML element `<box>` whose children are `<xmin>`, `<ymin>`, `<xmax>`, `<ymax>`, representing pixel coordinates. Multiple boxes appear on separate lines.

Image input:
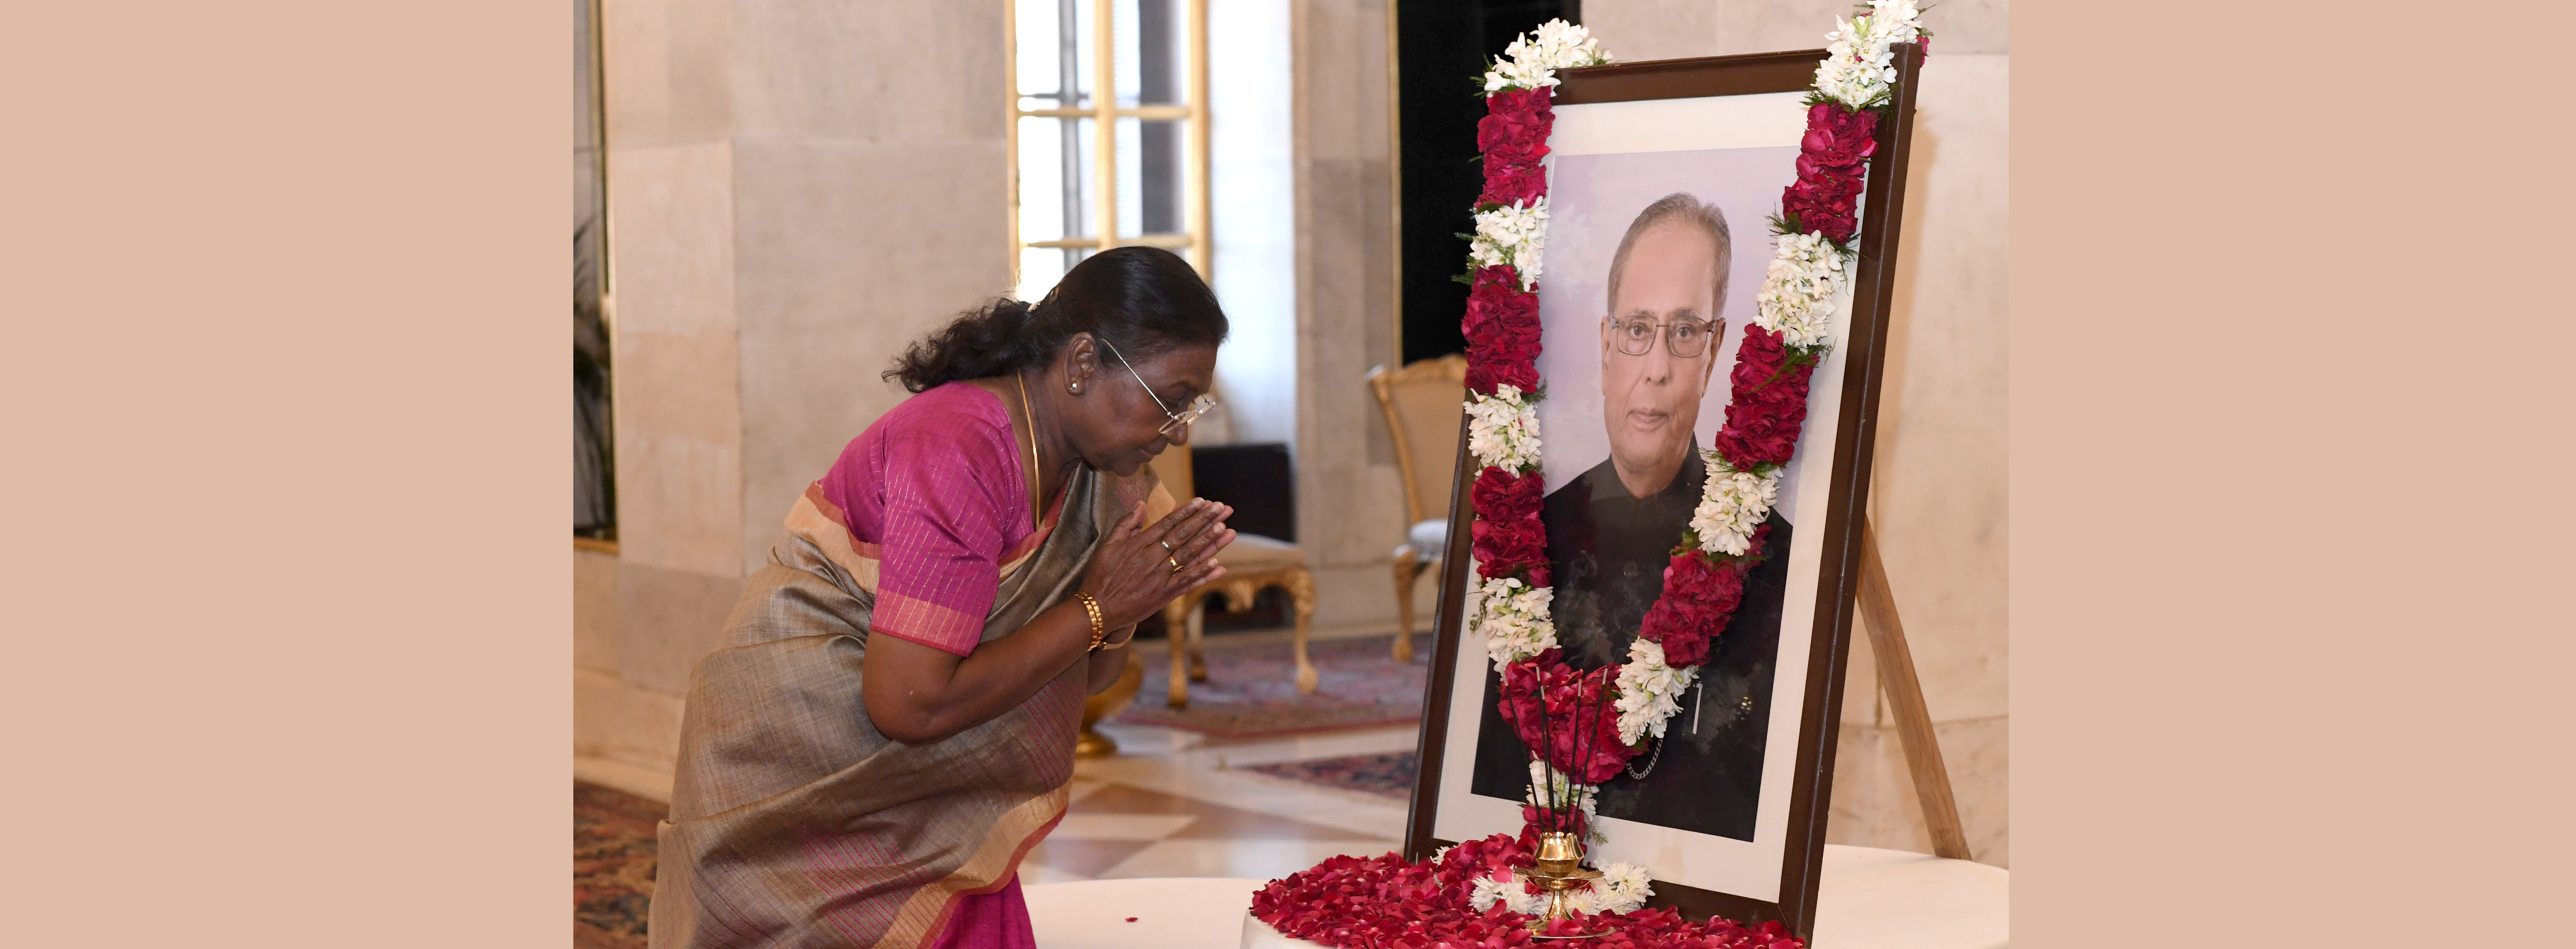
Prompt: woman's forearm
<box><xmin>863</xmin><ymin>601</ymin><xmax>1098</xmax><ymax>744</ymax></box>
<box><xmin>1084</xmin><ymin>627</ymin><xmax>1135</xmax><ymax>694</ymax></box>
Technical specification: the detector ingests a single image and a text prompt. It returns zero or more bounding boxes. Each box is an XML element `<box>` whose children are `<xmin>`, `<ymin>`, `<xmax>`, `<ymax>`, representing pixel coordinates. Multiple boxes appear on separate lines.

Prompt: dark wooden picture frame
<box><xmin>1398</xmin><ymin>44</ymin><xmax>1923</xmax><ymax>939</ymax></box>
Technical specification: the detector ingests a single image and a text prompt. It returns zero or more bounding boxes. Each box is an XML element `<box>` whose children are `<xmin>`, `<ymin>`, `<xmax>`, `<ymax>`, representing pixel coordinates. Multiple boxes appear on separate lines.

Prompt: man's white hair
<box><xmin>1604</xmin><ymin>192</ymin><xmax>1732</xmax><ymax>320</ymax></box>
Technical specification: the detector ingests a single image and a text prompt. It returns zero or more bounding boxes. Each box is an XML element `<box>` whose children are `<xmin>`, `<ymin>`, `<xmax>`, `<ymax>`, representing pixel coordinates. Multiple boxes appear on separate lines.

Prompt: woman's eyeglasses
<box><xmin>1610</xmin><ymin>315</ymin><xmax>1717</xmax><ymax>358</ymax></box>
<box><xmin>1097</xmin><ymin>337</ymin><xmax>1217</xmax><ymax>437</ymax></box>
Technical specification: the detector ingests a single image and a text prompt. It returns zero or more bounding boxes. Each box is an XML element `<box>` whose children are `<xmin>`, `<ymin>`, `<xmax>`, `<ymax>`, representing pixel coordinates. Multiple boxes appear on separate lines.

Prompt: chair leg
<box><xmin>1286</xmin><ymin>569</ymin><xmax>1319</xmax><ymax>694</ymax></box>
<box><xmin>1390</xmin><ymin>545</ymin><xmax>1421</xmax><ymax>663</ymax></box>
<box><xmin>1185</xmin><ymin>600</ymin><xmax>1208</xmax><ymax>682</ymax></box>
<box><xmin>1165</xmin><ymin>596</ymin><xmax>1193</xmax><ymax>709</ymax></box>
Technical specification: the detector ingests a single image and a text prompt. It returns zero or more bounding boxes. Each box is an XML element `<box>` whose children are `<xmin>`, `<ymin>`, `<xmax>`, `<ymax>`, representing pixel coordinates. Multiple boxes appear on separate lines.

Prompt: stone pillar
<box><xmin>728</xmin><ymin>2</ymin><xmax>1013</xmax><ymax>575</ymax></box>
<box><xmin>580</xmin><ymin>0</ymin><xmax>743</xmax><ymax>794</ymax></box>
<box><xmin>1289</xmin><ymin>0</ymin><xmax>1414</xmax><ymax>629</ymax></box>
<box><xmin>576</xmin><ymin>0</ymin><xmax>1010</xmax><ymax>795</ymax></box>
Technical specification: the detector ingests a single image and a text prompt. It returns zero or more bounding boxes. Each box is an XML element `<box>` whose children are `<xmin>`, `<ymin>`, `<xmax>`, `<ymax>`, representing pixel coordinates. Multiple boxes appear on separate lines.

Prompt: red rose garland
<box><xmin>1460</xmin><ymin>87</ymin><xmax>1554</xmax><ymax>595</ymax></box>
<box><xmin>1636</xmin><ymin>525</ymin><xmax>1766</xmax><ymax>668</ymax></box>
<box><xmin>1778</xmin><ymin>103</ymin><xmax>1878</xmax><ymax>243</ymax></box>
<box><xmin>1498</xmin><ymin>651</ymin><xmax>1628</xmax><ymax>785</ymax></box>
<box><xmin>1462</xmin><ymin>266</ymin><xmax>1543</xmax><ymax>396</ymax></box>
<box><xmin>1469</xmin><ymin>465</ymin><xmax>1551</xmax><ymax>588</ymax></box>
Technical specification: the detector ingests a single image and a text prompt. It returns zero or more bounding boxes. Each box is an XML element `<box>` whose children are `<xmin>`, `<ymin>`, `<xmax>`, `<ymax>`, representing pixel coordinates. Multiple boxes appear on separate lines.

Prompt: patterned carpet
<box><xmin>574</xmin><ymin>782</ymin><xmax>662</xmax><ymax>949</ymax></box>
<box><xmin>1241</xmin><ymin>750</ymin><xmax>1421</xmax><ymax>801</ymax></box>
<box><xmin>1108</xmin><ymin>635</ymin><xmax>1429</xmax><ymax>738</ymax></box>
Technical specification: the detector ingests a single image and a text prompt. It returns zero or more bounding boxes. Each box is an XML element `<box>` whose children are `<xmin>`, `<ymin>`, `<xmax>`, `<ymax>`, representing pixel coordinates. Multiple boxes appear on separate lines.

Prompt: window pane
<box><xmin>1019</xmin><ymin>115</ymin><xmax>1096</xmax><ymax>242</ymax></box>
<box><xmin>1133</xmin><ymin>118</ymin><xmax>1184</xmax><ymax>236</ymax></box>
<box><xmin>1111</xmin><ymin>0</ymin><xmax>1137</xmax><ymax>108</ymax></box>
<box><xmin>1015</xmin><ymin>0</ymin><xmax>1091</xmax><ymax>109</ymax></box>
<box><xmin>1130</xmin><ymin>0</ymin><xmax>1185</xmax><ymax>107</ymax></box>
<box><xmin>1115</xmin><ymin>116</ymin><xmax>1141</xmax><ymax>238</ymax></box>
<box><xmin>1019</xmin><ymin>246</ymin><xmax>1075</xmax><ymax>304</ymax></box>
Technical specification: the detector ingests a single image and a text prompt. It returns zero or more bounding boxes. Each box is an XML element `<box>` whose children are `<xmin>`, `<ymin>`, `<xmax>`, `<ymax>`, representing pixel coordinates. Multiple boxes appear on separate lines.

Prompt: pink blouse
<box><xmin>810</xmin><ymin>382</ymin><xmax>1054</xmax><ymax>657</ymax></box>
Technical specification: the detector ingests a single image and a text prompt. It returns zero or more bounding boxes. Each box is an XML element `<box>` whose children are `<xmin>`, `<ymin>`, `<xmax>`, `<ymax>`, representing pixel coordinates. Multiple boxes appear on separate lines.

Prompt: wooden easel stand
<box><xmin>1855</xmin><ymin>516</ymin><xmax>1973</xmax><ymax>862</ymax></box>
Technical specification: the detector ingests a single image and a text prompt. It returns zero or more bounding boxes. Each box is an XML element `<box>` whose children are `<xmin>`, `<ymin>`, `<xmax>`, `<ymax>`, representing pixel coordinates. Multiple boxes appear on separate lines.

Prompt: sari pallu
<box><xmin>650</xmin><ymin>463</ymin><xmax>1166</xmax><ymax>949</ymax></box>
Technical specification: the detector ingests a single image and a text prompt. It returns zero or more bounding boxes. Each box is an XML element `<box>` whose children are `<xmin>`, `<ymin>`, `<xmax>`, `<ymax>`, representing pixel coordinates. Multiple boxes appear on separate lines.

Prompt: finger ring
<box><xmin>1159</xmin><ymin>540</ymin><xmax>1175</xmax><ymax>553</ymax></box>
<box><xmin>1167</xmin><ymin>556</ymin><xmax>1184</xmax><ymax>573</ymax></box>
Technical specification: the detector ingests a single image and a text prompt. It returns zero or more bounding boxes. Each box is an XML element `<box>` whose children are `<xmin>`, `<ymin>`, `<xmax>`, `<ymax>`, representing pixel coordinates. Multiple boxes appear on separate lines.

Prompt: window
<box><xmin>1008</xmin><ymin>0</ymin><xmax>1211</xmax><ymax>300</ymax></box>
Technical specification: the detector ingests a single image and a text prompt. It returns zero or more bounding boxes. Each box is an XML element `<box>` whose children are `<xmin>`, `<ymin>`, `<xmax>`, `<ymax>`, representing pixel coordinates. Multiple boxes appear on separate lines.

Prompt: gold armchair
<box><xmin>1146</xmin><ymin>443</ymin><xmax>1317</xmax><ymax>708</ymax></box>
<box><xmin>1366</xmin><ymin>355</ymin><xmax>1466</xmax><ymax>663</ymax></box>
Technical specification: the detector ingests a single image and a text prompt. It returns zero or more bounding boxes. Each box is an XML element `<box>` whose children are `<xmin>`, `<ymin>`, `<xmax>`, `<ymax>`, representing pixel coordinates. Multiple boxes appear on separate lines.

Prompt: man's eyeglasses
<box><xmin>1097</xmin><ymin>337</ymin><xmax>1217</xmax><ymax>437</ymax></box>
<box><xmin>1609</xmin><ymin>315</ymin><xmax>1718</xmax><ymax>358</ymax></box>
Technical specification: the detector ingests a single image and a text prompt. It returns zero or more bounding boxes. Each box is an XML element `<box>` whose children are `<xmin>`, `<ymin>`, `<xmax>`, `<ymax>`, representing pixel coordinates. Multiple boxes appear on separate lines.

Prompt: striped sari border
<box><xmin>788</xmin><ymin>484</ymin><xmax>882</xmax><ymax>594</ymax></box>
<box><xmin>877</xmin><ymin>782</ymin><xmax>1072</xmax><ymax>949</ymax></box>
<box><xmin>872</xmin><ymin>592</ymin><xmax>986</xmax><ymax>657</ymax></box>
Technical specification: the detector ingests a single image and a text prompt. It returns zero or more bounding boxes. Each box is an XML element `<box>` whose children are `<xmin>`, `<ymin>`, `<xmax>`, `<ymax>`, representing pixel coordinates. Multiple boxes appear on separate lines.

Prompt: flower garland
<box><xmin>1249</xmin><ymin>9</ymin><xmax>1923</xmax><ymax>945</ymax></box>
<box><xmin>1468</xmin><ymin>0</ymin><xmax>1923</xmax><ymax>810</ymax></box>
<box><xmin>1459</xmin><ymin>0</ymin><xmax>1924</xmax><ymax>902</ymax></box>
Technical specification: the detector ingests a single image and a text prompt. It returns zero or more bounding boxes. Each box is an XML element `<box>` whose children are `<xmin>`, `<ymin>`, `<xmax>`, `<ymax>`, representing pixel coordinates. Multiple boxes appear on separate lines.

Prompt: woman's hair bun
<box><xmin>886</xmin><ymin>246</ymin><xmax>1228</xmax><ymax>393</ymax></box>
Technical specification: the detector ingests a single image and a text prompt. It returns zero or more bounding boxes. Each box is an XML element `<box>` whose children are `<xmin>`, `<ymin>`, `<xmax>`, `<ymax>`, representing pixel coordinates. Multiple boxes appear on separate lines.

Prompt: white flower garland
<box><xmin>1753</xmin><ymin>231</ymin><xmax>1850</xmax><ymax>347</ymax></box>
<box><xmin>1689</xmin><ymin>450</ymin><xmax>1783</xmax><ymax>557</ymax></box>
<box><xmin>1612</xmin><ymin>637</ymin><xmax>1698</xmax><ymax>745</ymax></box>
<box><xmin>1480</xmin><ymin>20</ymin><xmax>1612</xmax><ymax>93</ymax></box>
<box><xmin>1464</xmin><ymin>384</ymin><xmax>1543</xmax><ymax>471</ymax></box>
<box><xmin>1471</xmin><ymin>572</ymin><xmax>1558</xmax><ymax>670</ymax></box>
<box><xmin>1468</xmin><ymin>199</ymin><xmax>1551</xmax><ymax>290</ymax></box>
<box><xmin>1814</xmin><ymin>0</ymin><xmax>1926</xmax><ymax>110</ymax></box>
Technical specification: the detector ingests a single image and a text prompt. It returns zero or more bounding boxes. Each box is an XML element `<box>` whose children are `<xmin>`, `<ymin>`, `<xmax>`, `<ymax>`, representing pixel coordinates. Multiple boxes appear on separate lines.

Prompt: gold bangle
<box><xmin>1074</xmin><ymin>592</ymin><xmax>1107</xmax><ymax>651</ymax></box>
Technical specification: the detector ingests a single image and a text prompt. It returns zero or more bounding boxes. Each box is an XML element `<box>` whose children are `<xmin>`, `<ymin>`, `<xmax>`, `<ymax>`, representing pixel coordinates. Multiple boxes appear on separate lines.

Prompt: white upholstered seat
<box><xmin>1406</xmin><ymin>518</ymin><xmax>1447</xmax><ymax>555</ymax></box>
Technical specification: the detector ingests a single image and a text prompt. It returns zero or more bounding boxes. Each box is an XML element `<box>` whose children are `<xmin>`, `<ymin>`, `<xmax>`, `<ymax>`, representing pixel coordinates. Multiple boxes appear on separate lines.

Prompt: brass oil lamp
<box><xmin>1520</xmin><ymin>830</ymin><xmax>1606</xmax><ymax>937</ymax></box>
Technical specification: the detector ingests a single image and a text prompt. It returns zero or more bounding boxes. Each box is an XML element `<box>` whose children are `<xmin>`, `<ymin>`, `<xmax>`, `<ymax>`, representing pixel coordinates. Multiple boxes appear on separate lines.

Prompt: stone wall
<box><xmin>1289</xmin><ymin>0</ymin><xmax>1420</xmax><ymax>629</ymax></box>
<box><xmin>1585</xmin><ymin>0</ymin><xmax>2012</xmax><ymax>868</ymax></box>
<box><xmin>575</xmin><ymin>0</ymin><xmax>1012</xmax><ymax>793</ymax></box>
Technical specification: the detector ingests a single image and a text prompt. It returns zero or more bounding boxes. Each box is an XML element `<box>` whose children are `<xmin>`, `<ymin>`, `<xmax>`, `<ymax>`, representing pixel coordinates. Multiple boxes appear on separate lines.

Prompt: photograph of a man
<box><xmin>1471</xmin><ymin>192</ymin><xmax>1793</xmax><ymax>842</ymax></box>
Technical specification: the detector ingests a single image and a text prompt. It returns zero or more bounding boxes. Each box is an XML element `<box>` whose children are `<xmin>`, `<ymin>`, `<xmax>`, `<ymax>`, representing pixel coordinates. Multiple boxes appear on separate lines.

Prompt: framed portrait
<box><xmin>1402</xmin><ymin>45</ymin><xmax>1923</xmax><ymax>936</ymax></box>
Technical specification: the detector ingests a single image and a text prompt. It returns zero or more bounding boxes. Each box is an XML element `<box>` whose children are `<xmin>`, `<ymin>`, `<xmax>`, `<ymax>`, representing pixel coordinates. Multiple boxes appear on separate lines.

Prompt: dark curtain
<box><xmin>1396</xmin><ymin>0</ymin><xmax>1582</xmax><ymax>363</ymax></box>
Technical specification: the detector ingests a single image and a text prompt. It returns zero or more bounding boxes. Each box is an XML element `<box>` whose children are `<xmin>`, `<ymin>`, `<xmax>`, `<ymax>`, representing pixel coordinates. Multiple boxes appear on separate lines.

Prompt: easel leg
<box><xmin>1856</xmin><ymin>516</ymin><xmax>1974</xmax><ymax>862</ymax></box>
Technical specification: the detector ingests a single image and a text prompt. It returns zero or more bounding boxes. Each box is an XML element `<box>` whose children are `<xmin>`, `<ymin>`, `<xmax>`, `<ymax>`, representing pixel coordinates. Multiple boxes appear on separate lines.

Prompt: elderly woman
<box><xmin>650</xmin><ymin>247</ymin><xmax>1237</xmax><ymax>949</ymax></box>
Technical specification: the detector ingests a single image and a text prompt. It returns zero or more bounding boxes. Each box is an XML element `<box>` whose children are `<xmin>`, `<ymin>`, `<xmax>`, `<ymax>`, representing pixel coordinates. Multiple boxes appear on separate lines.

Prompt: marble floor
<box><xmin>1019</xmin><ymin>718</ymin><xmax>1419</xmax><ymax>885</ymax></box>
<box><xmin>573</xmin><ymin>623</ymin><xmax>1436</xmax><ymax>890</ymax></box>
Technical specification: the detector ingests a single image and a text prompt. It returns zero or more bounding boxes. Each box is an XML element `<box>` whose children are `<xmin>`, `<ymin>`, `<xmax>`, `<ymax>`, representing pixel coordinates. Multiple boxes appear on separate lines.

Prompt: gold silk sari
<box><xmin>649</xmin><ymin>463</ymin><xmax>1169</xmax><ymax>949</ymax></box>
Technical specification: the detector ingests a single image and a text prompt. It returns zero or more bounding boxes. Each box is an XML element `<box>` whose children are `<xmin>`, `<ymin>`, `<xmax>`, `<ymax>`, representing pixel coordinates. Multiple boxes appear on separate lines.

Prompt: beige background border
<box><xmin>4</xmin><ymin>0</ymin><xmax>2567</xmax><ymax>945</ymax></box>
<box><xmin>2</xmin><ymin>1</ymin><xmax>562</xmax><ymax>944</ymax></box>
<box><xmin>2011</xmin><ymin>0</ymin><xmax>2570</xmax><ymax>944</ymax></box>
